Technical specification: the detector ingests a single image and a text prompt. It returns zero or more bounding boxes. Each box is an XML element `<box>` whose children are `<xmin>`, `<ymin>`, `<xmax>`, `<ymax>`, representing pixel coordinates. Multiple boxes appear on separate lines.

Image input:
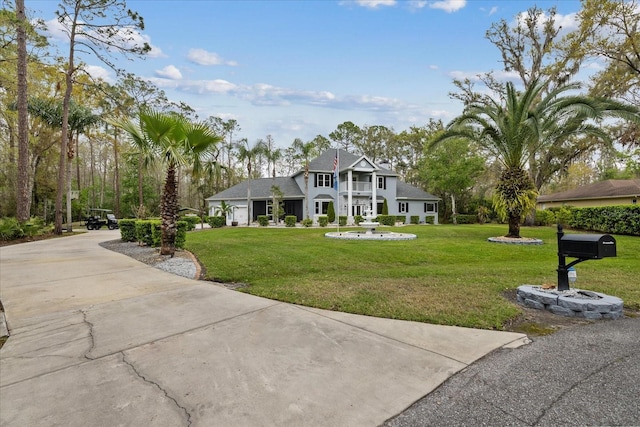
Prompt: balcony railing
<box><xmin>339</xmin><ymin>182</ymin><xmax>372</xmax><ymax>192</ymax></box>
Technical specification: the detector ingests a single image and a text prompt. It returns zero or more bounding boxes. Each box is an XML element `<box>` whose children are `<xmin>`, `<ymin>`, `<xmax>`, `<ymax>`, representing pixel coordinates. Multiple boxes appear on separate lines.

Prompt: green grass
<box><xmin>186</xmin><ymin>224</ymin><xmax>640</xmax><ymax>330</ymax></box>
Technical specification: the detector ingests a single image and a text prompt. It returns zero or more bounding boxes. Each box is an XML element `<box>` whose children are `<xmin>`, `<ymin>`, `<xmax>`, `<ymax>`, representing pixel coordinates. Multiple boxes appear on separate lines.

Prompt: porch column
<box><xmin>347</xmin><ymin>169</ymin><xmax>353</xmax><ymax>224</ymax></box>
<box><xmin>371</xmin><ymin>171</ymin><xmax>377</xmax><ymax>216</ymax></box>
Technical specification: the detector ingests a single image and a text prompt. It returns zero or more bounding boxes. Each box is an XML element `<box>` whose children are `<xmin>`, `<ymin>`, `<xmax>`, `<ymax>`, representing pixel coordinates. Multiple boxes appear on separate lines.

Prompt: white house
<box><xmin>206</xmin><ymin>149</ymin><xmax>439</xmax><ymax>225</ymax></box>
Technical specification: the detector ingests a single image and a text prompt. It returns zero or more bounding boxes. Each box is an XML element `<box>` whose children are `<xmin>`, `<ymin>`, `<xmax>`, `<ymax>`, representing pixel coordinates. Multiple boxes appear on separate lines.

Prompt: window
<box><xmin>316</xmin><ymin>173</ymin><xmax>332</xmax><ymax>187</ymax></box>
<box><xmin>398</xmin><ymin>202</ymin><xmax>408</xmax><ymax>213</ymax></box>
<box><xmin>315</xmin><ymin>200</ymin><xmax>330</xmax><ymax>214</ymax></box>
<box><xmin>424</xmin><ymin>203</ymin><xmax>437</xmax><ymax>213</ymax></box>
<box><xmin>377</xmin><ymin>176</ymin><xmax>386</xmax><ymax>189</ymax></box>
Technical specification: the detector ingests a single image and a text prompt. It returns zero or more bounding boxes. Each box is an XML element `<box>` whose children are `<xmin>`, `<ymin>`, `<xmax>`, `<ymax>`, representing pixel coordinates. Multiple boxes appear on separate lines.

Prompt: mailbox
<box><xmin>556</xmin><ymin>225</ymin><xmax>617</xmax><ymax>291</ymax></box>
<box><xmin>560</xmin><ymin>234</ymin><xmax>617</xmax><ymax>259</ymax></box>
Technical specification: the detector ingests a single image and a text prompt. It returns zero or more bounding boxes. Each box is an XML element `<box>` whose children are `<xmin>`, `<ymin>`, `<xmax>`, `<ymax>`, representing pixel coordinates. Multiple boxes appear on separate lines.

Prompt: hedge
<box><xmin>424</xmin><ymin>216</ymin><xmax>435</xmax><ymax>224</ymax></box>
<box><xmin>285</xmin><ymin>216</ymin><xmax>297</xmax><ymax>227</ymax></box>
<box><xmin>376</xmin><ymin>215</ymin><xmax>395</xmax><ymax>226</ymax></box>
<box><xmin>179</xmin><ymin>215</ymin><xmax>199</xmax><ymax>231</ymax></box>
<box><xmin>534</xmin><ymin>210</ymin><xmax>556</xmax><ymax>226</ymax></box>
<box><xmin>135</xmin><ymin>220</ymin><xmax>155</xmax><ymax>246</ymax></box>
<box><xmin>455</xmin><ymin>214</ymin><xmax>477</xmax><ymax>224</ymax></box>
<box><xmin>339</xmin><ymin>215</ymin><xmax>347</xmax><ymax>226</ymax></box>
<box><xmin>119</xmin><ymin>219</ymin><xmax>137</xmax><ymax>242</ymax></box>
<box><xmin>318</xmin><ymin>216</ymin><xmax>329</xmax><ymax>227</ymax></box>
<box><xmin>570</xmin><ymin>205</ymin><xmax>640</xmax><ymax>236</ymax></box>
<box><xmin>302</xmin><ymin>218</ymin><xmax>313</xmax><ymax>227</ymax></box>
<box><xmin>206</xmin><ymin>216</ymin><xmax>226</xmax><ymax>228</ymax></box>
<box><xmin>257</xmin><ymin>215</ymin><xmax>269</xmax><ymax>226</ymax></box>
<box><xmin>410</xmin><ymin>216</ymin><xmax>419</xmax><ymax>225</ymax></box>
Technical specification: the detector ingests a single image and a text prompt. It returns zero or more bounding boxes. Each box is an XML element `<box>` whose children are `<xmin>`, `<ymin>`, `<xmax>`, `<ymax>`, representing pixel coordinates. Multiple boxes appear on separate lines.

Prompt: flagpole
<box><xmin>336</xmin><ymin>147</ymin><xmax>340</xmax><ymax>233</ymax></box>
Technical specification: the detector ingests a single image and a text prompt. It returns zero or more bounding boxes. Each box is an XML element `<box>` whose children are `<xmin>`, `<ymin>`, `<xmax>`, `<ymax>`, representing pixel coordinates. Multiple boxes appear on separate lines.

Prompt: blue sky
<box><xmin>32</xmin><ymin>0</ymin><xmax>585</xmax><ymax>148</ymax></box>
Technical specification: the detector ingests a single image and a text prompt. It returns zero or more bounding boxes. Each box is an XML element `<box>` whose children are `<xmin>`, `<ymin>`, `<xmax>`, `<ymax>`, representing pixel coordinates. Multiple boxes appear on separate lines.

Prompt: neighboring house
<box><xmin>537</xmin><ymin>179</ymin><xmax>640</xmax><ymax>209</ymax></box>
<box><xmin>206</xmin><ymin>149</ymin><xmax>440</xmax><ymax>225</ymax></box>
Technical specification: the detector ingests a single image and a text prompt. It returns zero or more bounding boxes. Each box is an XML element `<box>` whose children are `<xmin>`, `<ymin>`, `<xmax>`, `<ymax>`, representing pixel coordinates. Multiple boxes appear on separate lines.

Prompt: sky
<box><xmin>30</xmin><ymin>0</ymin><xmax>586</xmax><ymax>148</ymax></box>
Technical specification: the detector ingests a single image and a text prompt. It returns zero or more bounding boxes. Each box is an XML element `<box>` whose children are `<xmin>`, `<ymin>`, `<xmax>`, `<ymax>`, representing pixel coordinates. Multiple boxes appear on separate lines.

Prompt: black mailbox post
<box><xmin>556</xmin><ymin>225</ymin><xmax>617</xmax><ymax>291</ymax></box>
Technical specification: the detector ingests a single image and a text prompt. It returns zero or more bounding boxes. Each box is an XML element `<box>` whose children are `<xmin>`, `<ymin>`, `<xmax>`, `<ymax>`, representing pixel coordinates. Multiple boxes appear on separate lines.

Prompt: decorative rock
<box><xmin>516</xmin><ymin>285</ymin><xmax>623</xmax><ymax>320</ymax></box>
<box><xmin>524</xmin><ymin>298</ymin><xmax>545</xmax><ymax>310</ymax></box>
<box><xmin>549</xmin><ymin>305</ymin><xmax>575</xmax><ymax>317</ymax></box>
<box><xmin>581</xmin><ymin>311</ymin><xmax>603</xmax><ymax>320</ymax></box>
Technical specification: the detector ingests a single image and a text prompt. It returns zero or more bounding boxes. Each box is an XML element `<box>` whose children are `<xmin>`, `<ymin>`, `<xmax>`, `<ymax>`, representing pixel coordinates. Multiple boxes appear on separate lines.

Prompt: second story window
<box><xmin>399</xmin><ymin>202</ymin><xmax>408</xmax><ymax>213</ymax></box>
<box><xmin>377</xmin><ymin>176</ymin><xmax>386</xmax><ymax>189</ymax></box>
<box><xmin>316</xmin><ymin>173</ymin><xmax>332</xmax><ymax>187</ymax></box>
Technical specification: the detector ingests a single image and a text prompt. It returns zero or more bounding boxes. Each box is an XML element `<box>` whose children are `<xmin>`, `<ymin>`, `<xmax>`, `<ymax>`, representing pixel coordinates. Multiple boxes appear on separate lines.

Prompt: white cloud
<box><xmin>82</xmin><ymin>65</ymin><xmax>114</xmax><ymax>83</ymax></box>
<box><xmin>187</xmin><ymin>49</ymin><xmax>238</xmax><ymax>66</ymax></box>
<box><xmin>429</xmin><ymin>65</ymin><xmax>439</xmax><ymax>70</ymax></box>
<box><xmin>515</xmin><ymin>10</ymin><xmax>579</xmax><ymax>36</ymax></box>
<box><xmin>429</xmin><ymin>0</ymin><xmax>466</xmax><ymax>13</ymax></box>
<box><xmin>155</xmin><ymin>65</ymin><xmax>182</xmax><ymax>80</ymax></box>
<box><xmin>488</xmin><ymin>6</ymin><xmax>498</xmax><ymax>16</ymax></box>
<box><xmin>351</xmin><ymin>0</ymin><xmax>396</xmax><ymax>9</ymax></box>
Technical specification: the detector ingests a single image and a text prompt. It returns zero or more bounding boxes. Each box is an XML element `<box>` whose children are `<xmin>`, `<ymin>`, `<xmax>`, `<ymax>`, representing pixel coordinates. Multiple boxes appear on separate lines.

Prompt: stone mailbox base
<box><xmin>516</xmin><ymin>285</ymin><xmax>624</xmax><ymax>320</ymax></box>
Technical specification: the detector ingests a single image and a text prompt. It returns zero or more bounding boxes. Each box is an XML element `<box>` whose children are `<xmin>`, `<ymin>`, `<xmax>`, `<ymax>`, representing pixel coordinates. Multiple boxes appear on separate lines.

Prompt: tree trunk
<box><xmin>507</xmin><ymin>214</ymin><xmax>521</xmax><ymax>238</ymax></box>
<box><xmin>114</xmin><ymin>131</ymin><xmax>120</xmax><ymax>217</ymax></box>
<box><xmin>66</xmin><ymin>133</ymin><xmax>74</xmax><ymax>231</ymax></box>
<box><xmin>160</xmin><ymin>166</ymin><xmax>178</xmax><ymax>256</ymax></box>
<box><xmin>450</xmin><ymin>194</ymin><xmax>457</xmax><ymax>225</ymax></box>
<box><xmin>16</xmin><ymin>0</ymin><xmax>30</xmax><ymax>222</ymax></box>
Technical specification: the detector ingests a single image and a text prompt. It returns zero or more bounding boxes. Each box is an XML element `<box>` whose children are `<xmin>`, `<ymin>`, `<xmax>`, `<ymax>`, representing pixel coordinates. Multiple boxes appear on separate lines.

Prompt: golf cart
<box><xmin>84</xmin><ymin>208</ymin><xmax>119</xmax><ymax>230</ymax></box>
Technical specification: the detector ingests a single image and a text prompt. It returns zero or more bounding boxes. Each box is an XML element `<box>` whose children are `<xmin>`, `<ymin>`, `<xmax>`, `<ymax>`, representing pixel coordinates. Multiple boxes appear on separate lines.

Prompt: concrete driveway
<box><xmin>0</xmin><ymin>231</ymin><xmax>527</xmax><ymax>426</ymax></box>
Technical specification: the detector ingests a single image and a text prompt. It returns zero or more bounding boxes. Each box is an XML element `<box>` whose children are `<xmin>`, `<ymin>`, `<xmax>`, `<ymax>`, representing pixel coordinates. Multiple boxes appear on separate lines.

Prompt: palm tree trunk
<box><xmin>507</xmin><ymin>214</ymin><xmax>521</xmax><ymax>238</ymax></box>
<box><xmin>160</xmin><ymin>166</ymin><xmax>178</xmax><ymax>256</ymax></box>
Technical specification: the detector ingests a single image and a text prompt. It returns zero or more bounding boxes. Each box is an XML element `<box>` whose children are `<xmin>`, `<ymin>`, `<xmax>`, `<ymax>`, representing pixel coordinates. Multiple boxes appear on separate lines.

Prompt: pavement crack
<box><xmin>121</xmin><ymin>353</ymin><xmax>192</xmax><ymax>426</ymax></box>
<box><xmin>532</xmin><ymin>353</ymin><xmax>634</xmax><ymax>426</ymax></box>
<box><xmin>80</xmin><ymin>309</ymin><xmax>96</xmax><ymax>360</ymax></box>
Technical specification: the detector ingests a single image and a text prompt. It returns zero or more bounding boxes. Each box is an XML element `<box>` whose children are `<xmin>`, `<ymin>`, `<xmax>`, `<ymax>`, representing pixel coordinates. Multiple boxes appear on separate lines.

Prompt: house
<box><xmin>206</xmin><ymin>149</ymin><xmax>440</xmax><ymax>225</ymax></box>
<box><xmin>537</xmin><ymin>179</ymin><xmax>640</xmax><ymax>209</ymax></box>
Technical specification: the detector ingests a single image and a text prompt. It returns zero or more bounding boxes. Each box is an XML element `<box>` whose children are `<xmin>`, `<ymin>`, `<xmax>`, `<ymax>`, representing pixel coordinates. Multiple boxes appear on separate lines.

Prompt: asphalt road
<box><xmin>384</xmin><ymin>315</ymin><xmax>640</xmax><ymax>426</ymax></box>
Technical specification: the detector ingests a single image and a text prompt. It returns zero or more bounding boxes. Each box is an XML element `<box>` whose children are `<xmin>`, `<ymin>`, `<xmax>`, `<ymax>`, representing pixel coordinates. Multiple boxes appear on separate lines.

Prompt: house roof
<box><xmin>301</xmin><ymin>149</ymin><xmax>398</xmax><ymax>177</ymax></box>
<box><xmin>537</xmin><ymin>179</ymin><xmax>640</xmax><ymax>202</ymax></box>
<box><xmin>206</xmin><ymin>177</ymin><xmax>304</xmax><ymax>201</ymax></box>
<box><xmin>395</xmin><ymin>181</ymin><xmax>440</xmax><ymax>200</ymax></box>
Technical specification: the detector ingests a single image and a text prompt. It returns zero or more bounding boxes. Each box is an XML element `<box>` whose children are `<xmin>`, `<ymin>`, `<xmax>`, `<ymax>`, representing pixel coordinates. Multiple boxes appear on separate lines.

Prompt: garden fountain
<box><xmin>324</xmin><ymin>208</ymin><xmax>417</xmax><ymax>241</ymax></box>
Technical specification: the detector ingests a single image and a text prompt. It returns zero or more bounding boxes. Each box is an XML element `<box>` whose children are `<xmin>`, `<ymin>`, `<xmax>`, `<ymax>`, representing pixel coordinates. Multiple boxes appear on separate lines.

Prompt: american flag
<box><xmin>333</xmin><ymin>150</ymin><xmax>338</xmax><ymax>190</ymax></box>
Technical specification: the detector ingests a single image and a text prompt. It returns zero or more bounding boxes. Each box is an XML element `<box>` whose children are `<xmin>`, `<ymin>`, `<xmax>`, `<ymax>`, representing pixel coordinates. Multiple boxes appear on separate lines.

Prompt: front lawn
<box><xmin>186</xmin><ymin>224</ymin><xmax>640</xmax><ymax>330</ymax></box>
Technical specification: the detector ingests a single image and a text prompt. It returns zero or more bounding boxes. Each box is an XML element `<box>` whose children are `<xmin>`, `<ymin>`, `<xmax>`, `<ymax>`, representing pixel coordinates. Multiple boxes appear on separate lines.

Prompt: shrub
<box><xmin>257</xmin><ymin>215</ymin><xmax>269</xmax><ymax>226</ymax></box>
<box><xmin>206</xmin><ymin>216</ymin><xmax>225</xmax><ymax>228</ymax></box>
<box><xmin>151</xmin><ymin>221</ymin><xmax>162</xmax><ymax>247</ymax></box>
<box><xmin>285</xmin><ymin>216</ymin><xmax>297</xmax><ymax>227</ymax></box>
<box><xmin>570</xmin><ymin>205</ymin><xmax>640</xmax><ymax>236</ymax></box>
<box><xmin>477</xmin><ymin>206</ymin><xmax>491</xmax><ymax>224</ymax></box>
<box><xmin>376</xmin><ymin>215</ymin><xmax>395</xmax><ymax>226</ymax></box>
<box><xmin>175</xmin><ymin>221</ymin><xmax>188</xmax><ymax>248</ymax></box>
<box><xmin>555</xmin><ymin>207</ymin><xmax>574</xmax><ymax>227</ymax></box>
<box><xmin>354</xmin><ymin>215</ymin><xmax>363</xmax><ymax>225</ymax></box>
<box><xmin>424</xmin><ymin>216</ymin><xmax>435</xmax><ymax>225</ymax></box>
<box><xmin>327</xmin><ymin>201</ymin><xmax>335</xmax><ymax>223</ymax></box>
<box><xmin>455</xmin><ymin>214</ymin><xmax>477</xmax><ymax>224</ymax></box>
<box><xmin>382</xmin><ymin>198</ymin><xmax>389</xmax><ymax>215</ymax></box>
<box><xmin>534</xmin><ymin>210</ymin><xmax>556</xmax><ymax>226</ymax></box>
<box><xmin>302</xmin><ymin>218</ymin><xmax>313</xmax><ymax>227</ymax></box>
<box><xmin>119</xmin><ymin>219</ymin><xmax>137</xmax><ymax>242</ymax></box>
<box><xmin>318</xmin><ymin>216</ymin><xmax>329</xmax><ymax>227</ymax></box>
<box><xmin>410</xmin><ymin>216</ymin><xmax>419</xmax><ymax>225</ymax></box>
<box><xmin>135</xmin><ymin>220</ymin><xmax>154</xmax><ymax>246</ymax></box>
<box><xmin>179</xmin><ymin>215</ymin><xmax>199</xmax><ymax>231</ymax></box>
<box><xmin>339</xmin><ymin>215</ymin><xmax>347</xmax><ymax>226</ymax></box>
<box><xmin>0</xmin><ymin>217</ymin><xmax>23</xmax><ymax>241</ymax></box>
<box><xmin>395</xmin><ymin>215</ymin><xmax>406</xmax><ymax>224</ymax></box>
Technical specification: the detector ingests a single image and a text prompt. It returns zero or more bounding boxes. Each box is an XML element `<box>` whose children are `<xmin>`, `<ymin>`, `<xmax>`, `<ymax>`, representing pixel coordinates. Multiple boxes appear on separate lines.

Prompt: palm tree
<box><xmin>235</xmin><ymin>138</ymin><xmax>265</xmax><ymax>226</ymax></box>
<box><xmin>292</xmin><ymin>138</ymin><xmax>317</xmax><ymax>219</ymax></box>
<box><xmin>113</xmin><ymin>109</ymin><xmax>221</xmax><ymax>255</ymax></box>
<box><xmin>432</xmin><ymin>79</ymin><xmax>639</xmax><ymax>238</ymax></box>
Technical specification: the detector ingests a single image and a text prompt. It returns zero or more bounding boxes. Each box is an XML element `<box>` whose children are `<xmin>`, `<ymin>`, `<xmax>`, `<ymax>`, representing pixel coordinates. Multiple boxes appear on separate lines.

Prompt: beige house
<box><xmin>537</xmin><ymin>179</ymin><xmax>640</xmax><ymax>209</ymax></box>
